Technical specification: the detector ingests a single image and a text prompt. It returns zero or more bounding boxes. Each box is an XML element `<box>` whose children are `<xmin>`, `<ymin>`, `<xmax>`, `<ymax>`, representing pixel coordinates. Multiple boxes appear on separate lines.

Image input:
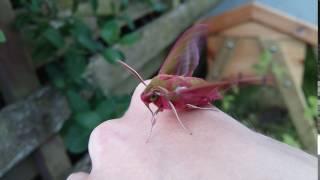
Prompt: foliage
<box><xmin>215</xmin><ymin>86</ymin><xmax>302</xmax><ymax>148</ymax></box>
<box><xmin>14</xmin><ymin>0</ymin><xmax>167</xmax><ymax>154</ymax></box>
<box><xmin>0</xmin><ymin>30</ymin><xmax>5</xmax><ymax>43</ymax></box>
<box><xmin>302</xmin><ymin>46</ymin><xmax>318</xmax><ymax>120</ymax></box>
<box><xmin>216</xmin><ymin>47</ymin><xmax>318</xmax><ymax>149</ymax></box>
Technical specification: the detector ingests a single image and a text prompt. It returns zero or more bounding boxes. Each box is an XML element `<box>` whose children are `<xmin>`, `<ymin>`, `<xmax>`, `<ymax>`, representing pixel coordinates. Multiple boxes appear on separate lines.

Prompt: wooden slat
<box><xmin>221</xmin><ymin>22</ymin><xmax>291</xmax><ymax>41</ymax></box>
<box><xmin>0</xmin><ymin>87</ymin><xmax>70</xmax><ymax>177</ymax></box>
<box><xmin>208</xmin><ymin>22</ymin><xmax>306</xmax><ymax>87</ymax></box>
<box><xmin>202</xmin><ymin>3</ymin><xmax>317</xmax><ymax>46</ymax></box>
<box><xmin>1</xmin><ymin>157</ymin><xmax>38</xmax><ymax>180</ymax></box>
<box><xmin>206</xmin><ymin>37</ymin><xmax>238</xmax><ymax>80</ymax></box>
<box><xmin>34</xmin><ymin>136</ymin><xmax>71</xmax><ymax>180</ymax></box>
<box><xmin>0</xmin><ymin>1</ymin><xmax>41</xmax><ymax>179</ymax></box>
<box><xmin>203</xmin><ymin>4</ymin><xmax>253</xmax><ymax>35</ymax></box>
<box><xmin>251</xmin><ymin>3</ymin><xmax>317</xmax><ymax>46</ymax></box>
<box><xmin>1</xmin><ymin>1</ymin><xmax>72</xmax><ymax>179</ymax></box>
<box><xmin>277</xmin><ymin>39</ymin><xmax>305</xmax><ymax>87</ymax></box>
<box><xmin>85</xmin><ymin>0</ymin><xmax>222</xmax><ymax>95</ymax></box>
<box><xmin>260</xmin><ymin>40</ymin><xmax>317</xmax><ymax>154</ymax></box>
<box><xmin>0</xmin><ymin>0</ymin><xmax>40</xmax><ymax>103</ymax></box>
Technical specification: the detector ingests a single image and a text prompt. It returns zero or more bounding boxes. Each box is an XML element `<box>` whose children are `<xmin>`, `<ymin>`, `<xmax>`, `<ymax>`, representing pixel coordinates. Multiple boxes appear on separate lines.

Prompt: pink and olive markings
<box><xmin>117</xmin><ymin>24</ymin><xmax>266</xmax><ymax>141</ymax></box>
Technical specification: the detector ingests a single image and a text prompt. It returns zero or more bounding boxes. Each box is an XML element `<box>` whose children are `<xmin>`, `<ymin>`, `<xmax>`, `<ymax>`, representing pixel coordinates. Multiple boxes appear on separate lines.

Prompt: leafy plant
<box><xmin>13</xmin><ymin>0</ymin><xmax>165</xmax><ymax>153</ymax></box>
<box><xmin>0</xmin><ymin>30</ymin><xmax>5</xmax><ymax>43</ymax></box>
<box><xmin>218</xmin><ymin>46</ymin><xmax>317</xmax><ymax>150</ymax></box>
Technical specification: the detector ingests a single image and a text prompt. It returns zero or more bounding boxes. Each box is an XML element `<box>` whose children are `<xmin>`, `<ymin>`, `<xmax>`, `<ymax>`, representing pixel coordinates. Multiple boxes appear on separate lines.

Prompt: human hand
<box><xmin>68</xmin><ymin>81</ymin><xmax>317</xmax><ymax>180</ymax></box>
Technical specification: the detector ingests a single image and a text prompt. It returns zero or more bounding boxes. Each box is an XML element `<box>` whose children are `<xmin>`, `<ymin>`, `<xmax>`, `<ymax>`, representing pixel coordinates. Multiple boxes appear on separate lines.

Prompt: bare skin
<box><xmin>68</xmin><ymin>81</ymin><xmax>317</xmax><ymax>180</ymax></box>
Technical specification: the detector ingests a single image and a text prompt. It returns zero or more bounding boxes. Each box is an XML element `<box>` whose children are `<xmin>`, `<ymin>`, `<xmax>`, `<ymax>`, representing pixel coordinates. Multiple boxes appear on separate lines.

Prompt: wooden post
<box><xmin>206</xmin><ymin>37</ymin><xmax>237</xmax><ymax>80</ymax></box>
<box><xmin>0</xmin><ymin>0</ymin><xmax>40</xmax><ymax>102</ymax></box>
<box><xmin>206</xmin><ymin>35</ymin><xmax>316</xmax><ymax>153</ymax></box>
<box><xmin>259</xmin><ymin>40</ymin><xmax>317</xmax><ymax>154</ymax></box>
<box><xmin>34</xmin><ymin>136</ymin><xmax>72</xmax><ymax>180</ymax></box>
<box><xmin>0</xmin><ymin>0</ymin><xmax>71</xmax><ymax>179</ymax></box>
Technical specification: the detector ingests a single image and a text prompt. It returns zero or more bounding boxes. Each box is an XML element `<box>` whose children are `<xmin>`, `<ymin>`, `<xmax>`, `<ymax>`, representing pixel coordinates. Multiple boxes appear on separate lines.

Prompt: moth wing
<box><xmin>178</xmin><ymin>81</ymin><xmax>231</xmax><ymax>103</ymax></box>
<box><xmin>159</xmin><ymin>24</ymin><xmax>207</xmax><ymax>76</ymax></box>
<box><xmin>178</xmin><ymin>76</ymin><xmax>266</xmax><ymax>105</ymax></box>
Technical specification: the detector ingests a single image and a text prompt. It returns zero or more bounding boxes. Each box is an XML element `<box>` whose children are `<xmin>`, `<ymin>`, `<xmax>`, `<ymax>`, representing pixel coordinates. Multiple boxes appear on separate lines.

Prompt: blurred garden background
<box><xmin>0</xmin><ymin>0</ymin><xmax>317</xmax><ymax>179</ymax></box>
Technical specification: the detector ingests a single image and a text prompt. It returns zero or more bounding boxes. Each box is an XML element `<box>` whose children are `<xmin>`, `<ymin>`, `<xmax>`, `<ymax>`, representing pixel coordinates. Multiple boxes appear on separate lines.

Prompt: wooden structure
<box><xmin>202</xmin><ymin>2</ymin><xmax>317</xmax><ymax>153</ymax></box>
<box><xmin>0</xmin><ymin>0</ymin><xmax>221</xmax><ymax>179</ymax></box>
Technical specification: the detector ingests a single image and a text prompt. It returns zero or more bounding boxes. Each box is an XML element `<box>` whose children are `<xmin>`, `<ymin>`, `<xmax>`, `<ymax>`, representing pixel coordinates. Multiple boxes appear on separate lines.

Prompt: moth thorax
<box><xmin>175</xmin><ymin>86</ymin><xmax>187</xmax><ymax>92</ymax></box>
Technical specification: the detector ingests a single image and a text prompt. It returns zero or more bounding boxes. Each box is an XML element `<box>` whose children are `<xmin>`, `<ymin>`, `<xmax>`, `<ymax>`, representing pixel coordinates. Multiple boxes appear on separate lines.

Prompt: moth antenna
<box><xmin>117</xmin><ymin>60</ymin><xmax>147</xmax><ymax>86</ymax></box>
<box><xmin>146</xmin><ymin>108</ymin><xmax>160</xmax><ymax>143</ymax></box>
<box><xmin>186</xmin><ymin>104</ymin><xmax>218</xmax><ymax>111</ymax></box>
<box><xmin>168</xmin><ymin>101</ymin><xmax>192</xmax><ymax>135</ymax></box>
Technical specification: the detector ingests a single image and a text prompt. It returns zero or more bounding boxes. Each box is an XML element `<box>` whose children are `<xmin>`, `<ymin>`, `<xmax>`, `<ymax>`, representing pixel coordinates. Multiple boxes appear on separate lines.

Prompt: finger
<box><xmin>67</xmin><ymin>172</ymin><xmax>89</xmax><ymax>180</ymax></box>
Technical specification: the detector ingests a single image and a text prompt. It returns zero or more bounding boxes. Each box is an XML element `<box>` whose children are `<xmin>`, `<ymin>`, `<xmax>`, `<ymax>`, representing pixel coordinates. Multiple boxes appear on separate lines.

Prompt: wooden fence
<box><xmin>0</xmin><ymin>0</ymin><xmax>221</xmax><ymax>179</ymax></box>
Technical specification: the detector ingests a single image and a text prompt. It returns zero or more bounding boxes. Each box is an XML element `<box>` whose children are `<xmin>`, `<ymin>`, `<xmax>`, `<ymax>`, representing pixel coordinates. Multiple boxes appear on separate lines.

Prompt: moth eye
<box><xmin>150</xmin><ymin>93</ymin><xmax>158</xmax><ymax>102</ymax></box>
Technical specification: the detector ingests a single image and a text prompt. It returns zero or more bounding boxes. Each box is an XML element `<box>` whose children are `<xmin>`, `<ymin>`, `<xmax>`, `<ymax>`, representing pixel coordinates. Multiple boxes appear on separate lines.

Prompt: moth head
<box><xmin>141</xmin><ymin>89</ymin><xmax>162</xmax><ymax>105</ymax></box>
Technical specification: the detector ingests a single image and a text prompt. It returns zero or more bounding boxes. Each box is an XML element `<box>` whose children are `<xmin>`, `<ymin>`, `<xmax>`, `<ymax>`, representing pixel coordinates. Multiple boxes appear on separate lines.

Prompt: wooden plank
<box><xmin>277</xmin><ymin>39</ymin><xmax>305</xmax><ymax>87</ymax></box>
<box><xmin>206</xmin><ymin>37</ymin><xmax>238</xmax><ymax>80</ymax></box>
<box><xmin>0</xmin><ymin>1</ymin><xmax>72</xmax><ymax>179</ymax></box>
<box><xmin>251</xmin><ymin>3</ymin><xmax>317</xmax><ymax>46</ymax></box>
<box><xmin>260</xmin><ymin>40</ymin><xmax>317</xmax><ymax>154</ymax></box>
<box><xmin>0</xmin><ymin>28</ymin><xmax>40</xmax><ymax>102</ymax></box>
<box><xmin>202</xmin><ymin>3</ymin><xmax>317</xmax><ymax>45</ymax></box>
<box><xmin>0</xmin><ymin>1</ymin><xmax>41</xmax><ymax>178</ymax></box>
<box><xmin>0</xmin><ymin>0</ymin><xmax>40</xmax><ymax>103</ymax></box>
<box><xmin>208</xmin><ymin>22</ymin><xmax>305</xmax><ymax>86</ymax></box>
<box><xmin>34</xmin><ymin>136</ymin><xmax>71</xmax><ymax>180</ymax></box>
<box><xmin>219</xmin><ymin>37</ymin><xmax>263</xmax><ymax>78</ymax></box>
<box><xmin>85</xmin><ymin>0</ymin><xmax>222</xmax><ymax>95</ymax></box>
<box><xmin>221</xmin><ymin>22</ymin><xmax>291</xmax><ymax>40</ymax></box>
<box><xmin>59</xmin><ymin>153</ymin><xmax>91</xmax><ymax>180</ymax></box>
<box><xmin>202</xmin><ymin>4</ymin><xmax>254</xmax><ymax>35</ymax></box>
<box><xmin>0</xmin><ymin>87</ymin><xmax>70</xmax><ymax>178</ymax></box>
<box><xmin>1</xmin><ymin>157</ymin><xmax>38</xmax><ymax>180</ymax></box>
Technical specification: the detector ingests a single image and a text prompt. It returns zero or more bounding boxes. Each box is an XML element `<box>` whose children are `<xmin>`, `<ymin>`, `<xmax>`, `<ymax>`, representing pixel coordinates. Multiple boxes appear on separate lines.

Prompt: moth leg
<box><xmin>168</xmin><ymin>101</ymin><xmax>192</xmax><ymax>135</ymax></box>
<box><xmin>146</xmin><ymin>108</ymin><xmax>160</xmax><ymax>143</ymax></box>
<box><xmin>186</xmin><ymin>104</ymin><xmax>218</xmax><ymax>111</ymax></box>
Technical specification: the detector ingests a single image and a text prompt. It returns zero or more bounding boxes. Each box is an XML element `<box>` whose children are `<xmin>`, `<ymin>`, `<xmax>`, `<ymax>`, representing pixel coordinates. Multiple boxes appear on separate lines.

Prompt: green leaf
<box><xmin>46</xmin><ymin>64</ymin><xmax>66</xmax><ymax>89</ymax></box>
<box><xmin>222</xmin><ymin>95</ymin><xmax>235</xmax><ymax>110</ymax></box>
<box><xmin>254</xmin><ymin>50</ymin><xmax>272</xmax><ymax>75</ymax></box>
<box><xmin>304</xmin><ymin>96</ymin><xmax>318</xmax><ymax>119</ymax></box>
<box><xmin>152</xmin><ymin>2</ymin><xmax>167</xmax><ymax>12</ymax></box>
<box><xmin>90</xmin><ymin>0</ymin><xmax>98</xmax><ymax>12</ymax></box>
<box><xmin>117</xmin><ymin>15</ymin><xmax>135</xmax><ymax>30</ymax></box>
<box><xmin>62</xmin><ymin>122</ymin><xmax>90</xmax><ymax>154</ymax></box>
<box><xmin>72</xmin><ymin>0</ymin><xmax>81</xmax><ymax>13</ymax></box>
<box><xmin>260</xmin><ymin>50</ymin><xmax>272</xmax><ymax>63</ymax></box>
<box><xmin>281</xmin><ymin>134</ymin><xmax>301</xmax><ymax>148</ymax></box>
<box><xmin>101</xmin><ymin>48</ymin><xmax>124</xmax><ymax>63</ymax></box>
<box><xmin>77</xmin><ymin>34</ymin><xmax>100</xmax><ymax>52</ymax></box>
<box><xmin>43</xmin><ymin>27</ymin><xmax>65</xmax><ymax>48</ymax></box>
<box><xmin>271</xmin><ymin>65</ymin><xmax>284</xmax><ymax>78</ymax></box>
<box><xmin>120</xmin><ymin>0</ymin><xmax>129</xmax><ymax>8</ymax></box>
<box><xmin>64</xmin><ymin>49</ymin><xmax>87</xmax><ymax>82</ymax></box>
<box><xmin>95</xmin><ymin>100</ymin><xmax>115</xmax><ymax>119</ymax></box>
<box><xmin>75</xmin><ymin>111</ymin><xmax>103</xmax><ymax>130</ymax></box>
<box><xmin>66</xmin><ymin>89</ymin><xmax>90</xmax><ymax>112</ymax></box>
<box><xmin>71</xmin><ymin>20</ymin><xmax>101</xmax><ymax>52</ymax></box>
<box><xmin>119</xmin><ymin>32</ymin><xmax>141</xmax><ymax>45</ymax></box>
<box><xmin>100</xmin><ymin>20</ymin><xmax>120</xmax><ymax>44</ymax></box>
<box><xmin>30</xmin><ymin>0</ymin><xmax>41</xmax><ymax>13</ymax></box>
<box><xmin>0</xmin><ymin>30</ymin><xmax>6</xmax><ymax>43</ymax></box>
